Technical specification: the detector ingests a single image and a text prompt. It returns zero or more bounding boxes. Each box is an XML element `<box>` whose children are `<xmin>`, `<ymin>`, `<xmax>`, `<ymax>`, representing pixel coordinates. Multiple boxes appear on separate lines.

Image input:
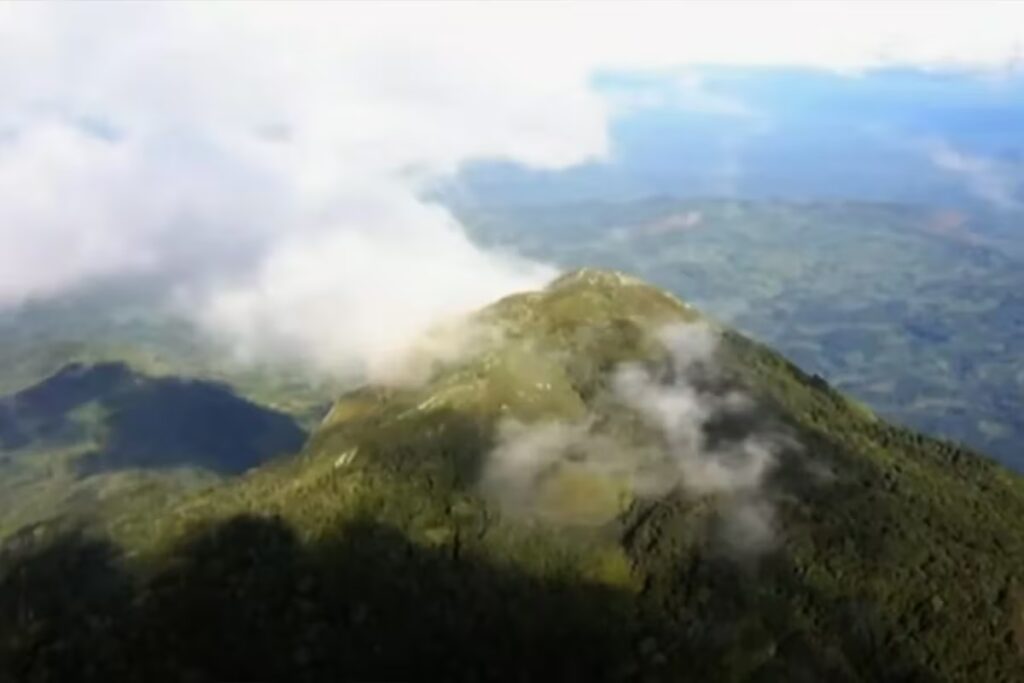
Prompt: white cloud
<box><xmin>611</xmin><ymin>324</ymin><xmax>778</xmax><ymax>498</ymax></box>
<box><xmin>197</xmin><ymin>198</ymin><xmax>552</xmax><ymax>378</ymax></box>
<box><xmin>1</xmin><ymin>2</ymin><xmax>1023</xmax><ymax>373</ymax></box>
<box><xmin>602</xmin><ymin>72</ymin><xmax>761</xmax><ymax>119</ymax></box>
<box><xmin>926</xmin><ymin>139</ymin><xmax>1022</xmax><ymax>210</ymax></box>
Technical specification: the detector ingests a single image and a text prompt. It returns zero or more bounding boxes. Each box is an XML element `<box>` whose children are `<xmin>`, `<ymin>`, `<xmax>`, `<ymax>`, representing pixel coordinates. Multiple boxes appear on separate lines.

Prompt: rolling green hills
<box><xmin>2</xmin><ymin>269</ymin><xmax>1023</xmax><ymax>681</ymax></box>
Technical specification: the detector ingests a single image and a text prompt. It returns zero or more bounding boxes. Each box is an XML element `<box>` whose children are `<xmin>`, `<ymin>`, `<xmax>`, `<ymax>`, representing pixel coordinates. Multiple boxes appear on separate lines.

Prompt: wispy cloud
<box><xmin>926</xmin><ymin>139</ymin><xmax>1022</xmax><ymax>210</ymax></box>
<box><xmin>482</xmin><ymin>323</ymin><xmax>797</xmax><ymax>553</ymax></box>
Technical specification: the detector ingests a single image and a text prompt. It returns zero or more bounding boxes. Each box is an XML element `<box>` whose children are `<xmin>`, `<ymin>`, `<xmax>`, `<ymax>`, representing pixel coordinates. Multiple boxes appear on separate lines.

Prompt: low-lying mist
<box><xmin>481</xmin><ymin>323</ymin><xmax>795</xmax><ymax>552</ymax></box>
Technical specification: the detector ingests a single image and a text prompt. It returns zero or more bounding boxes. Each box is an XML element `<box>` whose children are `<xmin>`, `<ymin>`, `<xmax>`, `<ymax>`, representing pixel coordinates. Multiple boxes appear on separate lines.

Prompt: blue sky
<box><xmin>453</xmin><ymin>67</ymin><xmax>1024</xmax><ymax>210</ymax></box>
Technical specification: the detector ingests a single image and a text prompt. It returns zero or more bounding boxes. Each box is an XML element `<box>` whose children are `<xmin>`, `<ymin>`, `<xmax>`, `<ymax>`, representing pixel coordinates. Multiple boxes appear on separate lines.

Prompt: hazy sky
<box><xmin>2</xmin><ymin>1</ymin><xmax>1023</xmax><ymax>375</ymax></box>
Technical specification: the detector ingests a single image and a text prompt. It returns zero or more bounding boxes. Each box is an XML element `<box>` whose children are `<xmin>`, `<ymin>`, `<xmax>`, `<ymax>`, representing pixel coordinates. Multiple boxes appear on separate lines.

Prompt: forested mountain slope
<box><xmin>2</xmin><ymin>270</ymin><xmax>1022</xmax><ymax>682</ymax></box>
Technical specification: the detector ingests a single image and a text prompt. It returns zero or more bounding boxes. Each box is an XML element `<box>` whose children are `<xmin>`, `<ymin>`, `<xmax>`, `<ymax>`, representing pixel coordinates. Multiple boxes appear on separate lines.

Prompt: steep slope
<box><xmin>2</xmin><ymin>269</ymin><xmax>1023</xmax><ymax>682</ymax></box>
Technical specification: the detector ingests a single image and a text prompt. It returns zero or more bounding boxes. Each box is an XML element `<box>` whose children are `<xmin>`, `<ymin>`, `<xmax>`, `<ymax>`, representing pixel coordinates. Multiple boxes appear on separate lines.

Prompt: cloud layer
<box><xmin>3</xmin><ymin>2</ymin><xmax>1024</xmax><ymax>374</ymax></box>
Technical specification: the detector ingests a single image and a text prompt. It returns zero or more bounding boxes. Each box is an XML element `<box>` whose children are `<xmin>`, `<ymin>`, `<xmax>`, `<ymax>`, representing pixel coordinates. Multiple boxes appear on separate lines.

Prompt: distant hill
<box><xmin>0</xmin><ymin>362</ymin><xmax>307</xmax><ymax>539</ymax></box>
<box><xmin>0</xmin><ymin>361</ymin><xmax>306</xmax><ymax>474</ymax></box>
<box><xmin>0</xmin><ymin>276</ymin><xmax>339</xmax><ymax>424</ymax></box>
<box><xmin>2</xmin><ymin>269</ymin><xmax>1022</xmax><ymax>680</ymax></box>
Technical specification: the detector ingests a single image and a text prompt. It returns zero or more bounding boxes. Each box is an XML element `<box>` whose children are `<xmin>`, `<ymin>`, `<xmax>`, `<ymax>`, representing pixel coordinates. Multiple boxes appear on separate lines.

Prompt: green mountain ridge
<box><xmin>2</xmin><ymin>269</ymin><xmax>1023</xmax><ymax>681</ymax></box>
<box><xmin>458</xmin><ymin>198</ymin><xmax>1024</xmax><ymax>466</ymax></box>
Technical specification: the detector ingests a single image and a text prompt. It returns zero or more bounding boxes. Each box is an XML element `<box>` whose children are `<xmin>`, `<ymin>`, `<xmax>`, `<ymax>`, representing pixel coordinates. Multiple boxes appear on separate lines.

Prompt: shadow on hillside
<box><xmin>0</xmin><ymin>516</ymin><xmax>652</xmax><ymax>682</ymax></box>
<box><xmin>0</xmin><ymin>510</ymin><xmax>938</xmax><ymax>682</ymax></box>
<box><xmin>0</xmin><ymin>362</ymin><xmax>306</xmax><ymax>473</ymax></box>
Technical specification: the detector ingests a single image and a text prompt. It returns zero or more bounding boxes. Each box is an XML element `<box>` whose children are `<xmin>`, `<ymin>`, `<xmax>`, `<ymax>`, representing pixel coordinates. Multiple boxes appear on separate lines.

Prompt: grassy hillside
<box><xmin>2</xmin><ymin>269</ymin><xmax>1023</xmax><ymax>681</ymax></box>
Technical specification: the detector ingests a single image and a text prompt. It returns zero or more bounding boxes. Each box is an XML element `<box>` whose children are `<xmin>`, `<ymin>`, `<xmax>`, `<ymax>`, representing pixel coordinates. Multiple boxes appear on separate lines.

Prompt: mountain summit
<box><xmin>2</xmin><ymin>269</ymin><xmax>1023</xmax><ymax>681</ymax></box>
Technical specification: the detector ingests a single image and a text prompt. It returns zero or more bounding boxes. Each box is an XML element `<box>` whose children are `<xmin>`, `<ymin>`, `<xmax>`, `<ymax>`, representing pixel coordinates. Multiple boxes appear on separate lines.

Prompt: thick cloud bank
<box><xmin>0</xmin><ymin>4</ymin><xmax>602</xmax><ymax>376</ymax></box>
<box><xmin>2</xmin><ymin>3</ymin><xmax>1023</xmax><ymax>375</ymax></box>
